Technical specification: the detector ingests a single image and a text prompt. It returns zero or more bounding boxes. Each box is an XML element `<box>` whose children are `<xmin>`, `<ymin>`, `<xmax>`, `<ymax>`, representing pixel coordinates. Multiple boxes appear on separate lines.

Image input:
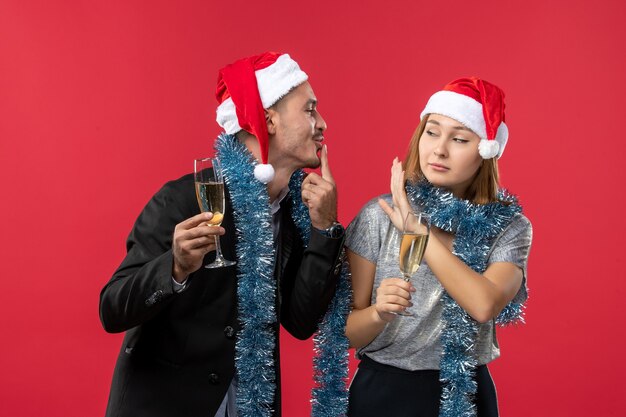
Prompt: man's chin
<box><xmin>302</xmin><ymin>156</ymin><xmax>321</xmax><ymax>170</ymax></box>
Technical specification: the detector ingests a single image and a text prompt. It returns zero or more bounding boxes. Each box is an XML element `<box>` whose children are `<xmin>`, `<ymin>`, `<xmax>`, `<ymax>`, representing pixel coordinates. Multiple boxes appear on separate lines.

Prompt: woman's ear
<box><xmin>265</xmin><ymin>108</ymin><xmax>277</xmax><ymax>135</ymax></box>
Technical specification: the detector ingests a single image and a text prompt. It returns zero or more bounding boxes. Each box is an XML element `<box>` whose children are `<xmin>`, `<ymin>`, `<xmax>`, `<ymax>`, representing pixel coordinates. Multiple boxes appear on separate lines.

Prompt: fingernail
<box><xmin>410</xmin><ymin>286</ymin><xmax>416</xmax><ymax>292</ymax></box>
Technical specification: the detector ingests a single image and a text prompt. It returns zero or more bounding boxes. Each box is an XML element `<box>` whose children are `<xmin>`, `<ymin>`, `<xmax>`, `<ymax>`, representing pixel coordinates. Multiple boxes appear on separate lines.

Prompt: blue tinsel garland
<box><xmin>288</xmin><ymin>171</ymin><xmax>352</xmax><ymax>417</ymax></box>
<box><xmin>217</xmin><ymin>134</ymin><xmax>350</xmax><ymax>417</ymax></box>
<box><xmin>406</xmin><ymin>180</ymin><xmax>525</xmax><ymax>417</ymax></box>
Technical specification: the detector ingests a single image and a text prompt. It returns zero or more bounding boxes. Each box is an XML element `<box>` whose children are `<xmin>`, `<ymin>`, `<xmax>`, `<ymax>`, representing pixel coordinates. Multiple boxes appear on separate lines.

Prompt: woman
<box><xmin>345</xmin><ymin>77</ymin><xmax>532</xmax><ymax>417</ymax></box>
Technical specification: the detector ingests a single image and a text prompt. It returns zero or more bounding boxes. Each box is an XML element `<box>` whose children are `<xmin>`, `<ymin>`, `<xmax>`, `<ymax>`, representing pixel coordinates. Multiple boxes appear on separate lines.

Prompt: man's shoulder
<box><xmin>163</xmin><ymin>172</ymin><xmax>195</xmax><ymax>190</ymax></box>
<box><xmin>143</xmin><ymin>172</ymin><xmax>197</xmax><ymax>213</ymax></box>
<box><xmin>153</xmin><ymin>172</ymin><xmax>195</xmax><ymax>199</ymax></box>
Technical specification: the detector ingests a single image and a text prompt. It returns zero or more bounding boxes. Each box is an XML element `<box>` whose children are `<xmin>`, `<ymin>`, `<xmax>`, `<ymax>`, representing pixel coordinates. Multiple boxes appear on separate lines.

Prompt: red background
<box><xmin>1</xmin><ymin>1</ymin><xmax>625</xmax><ymax>416</ymax></box>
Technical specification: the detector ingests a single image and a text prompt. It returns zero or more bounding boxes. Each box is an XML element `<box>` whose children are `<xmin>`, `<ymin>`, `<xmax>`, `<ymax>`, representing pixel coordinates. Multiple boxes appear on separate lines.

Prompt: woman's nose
<box><xmin>433</xmin><ymin>140</ymin><xmax>448</xmax><ymax>157</ymax></box>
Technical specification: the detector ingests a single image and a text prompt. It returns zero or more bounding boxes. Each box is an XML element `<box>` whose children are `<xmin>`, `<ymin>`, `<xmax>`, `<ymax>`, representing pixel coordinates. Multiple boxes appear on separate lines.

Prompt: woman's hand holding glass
<box><xmin>373</xmin><ymin>278</ymin><xmax>416</xmax><ymax>321</ymax></box>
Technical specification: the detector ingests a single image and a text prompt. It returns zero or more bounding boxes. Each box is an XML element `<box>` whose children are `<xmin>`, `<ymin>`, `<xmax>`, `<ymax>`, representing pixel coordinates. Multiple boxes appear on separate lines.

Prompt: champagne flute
<box><xmin>397</xmin><ymin>211</ymin><xmax>430</xmax><ymax>316</ymax></box>
<box><xmin>194</xmin><ymin>157</ymin><xmax>235</xmax><ymax>269</ymax></box>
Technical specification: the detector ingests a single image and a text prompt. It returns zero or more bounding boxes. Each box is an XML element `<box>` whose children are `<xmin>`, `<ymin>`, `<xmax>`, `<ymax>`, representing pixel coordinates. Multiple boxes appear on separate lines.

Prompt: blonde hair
<box><xmin>403</xmin><ymin>115</ymin><xmax>500</xmax><ymax>204</ymax></box>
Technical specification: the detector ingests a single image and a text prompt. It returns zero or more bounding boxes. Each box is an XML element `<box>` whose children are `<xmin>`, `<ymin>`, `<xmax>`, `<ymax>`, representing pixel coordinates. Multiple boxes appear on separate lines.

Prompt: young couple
<box><xmin>100</xmin><ymin>52</ymin><xmax>532</xmax><ymax>417</ymax></box>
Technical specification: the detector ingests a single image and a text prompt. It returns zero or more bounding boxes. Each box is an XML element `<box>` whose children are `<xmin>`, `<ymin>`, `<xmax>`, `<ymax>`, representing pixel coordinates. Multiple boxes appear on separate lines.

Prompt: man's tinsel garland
<box><xmin>217</xmin><ymin>134</ymin><xmax>350</xmax><ymax>417</ymax></box>
<box><xmin>406</xmin><ymin>180</ymin><xmax>525</xmax><ymax>417</ymax></box>
<box><xmin>218</xmin><ymin>134</ymin><xmax>277</xmax><ymax>416</ymax></box>
<box><xmin>288</xmin><ymin>171</ymin><xmax>351</xmax><ymax>417</ymax></box>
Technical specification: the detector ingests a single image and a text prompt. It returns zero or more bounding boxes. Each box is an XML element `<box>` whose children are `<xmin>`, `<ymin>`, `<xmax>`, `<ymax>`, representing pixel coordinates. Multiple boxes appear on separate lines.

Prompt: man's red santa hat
<box><xmin>420</xmin><ymin>77</ymin><xmax>508</xmax><ymax>159</ymax></box>
<box><xmin>215</xmin><ymin>52</ymin><xmax>308</xmax><ymax>183</ymax></box>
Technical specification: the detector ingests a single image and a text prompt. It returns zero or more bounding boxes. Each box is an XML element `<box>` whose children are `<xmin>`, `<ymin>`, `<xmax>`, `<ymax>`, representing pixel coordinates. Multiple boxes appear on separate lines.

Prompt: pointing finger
<box><xmin>320</xmin><ymin>145</ymin><xmax>334</xmax><ymax>184</ymax></box>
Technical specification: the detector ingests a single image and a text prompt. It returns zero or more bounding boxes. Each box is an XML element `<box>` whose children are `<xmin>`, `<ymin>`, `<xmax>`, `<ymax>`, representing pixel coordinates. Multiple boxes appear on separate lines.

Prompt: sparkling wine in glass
<box><xmin>397</xmin><ymin>211</ymin><xmax>430</xmax><ymax>316</ymax></box>
<box><xmin>194</xmin><ymin>157</ymin><xmax>235</xmax><ymax>269</ymax></box>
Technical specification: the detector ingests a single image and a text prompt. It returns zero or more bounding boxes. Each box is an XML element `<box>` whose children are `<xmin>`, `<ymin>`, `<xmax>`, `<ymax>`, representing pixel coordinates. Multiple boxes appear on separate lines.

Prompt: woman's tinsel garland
<box><xmin>288</xmin><ymin>171</ymin><xmax>351</xmax><ymax>417</ymax></box>
<box><xmin>217</xmin><ymin>134</ymin><xmax>350</xmax><ymax>417</ymax></box>
<box><xmin>406</xmin><ymin>180</ymin><xmax>525</xmax><ymax>417</ymax></box>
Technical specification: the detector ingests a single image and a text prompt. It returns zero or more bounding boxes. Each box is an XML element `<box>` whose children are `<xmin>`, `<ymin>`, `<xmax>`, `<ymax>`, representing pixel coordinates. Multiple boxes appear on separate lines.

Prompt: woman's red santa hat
<box><xmin>215</xmin><ymin>52</ymin><xmax>308</xmax><ymax>183</ymax></box>
<box><xmin>420</xmin><ymin>77</ymin><xmax>509</xmax><ymax>159</ymax></box>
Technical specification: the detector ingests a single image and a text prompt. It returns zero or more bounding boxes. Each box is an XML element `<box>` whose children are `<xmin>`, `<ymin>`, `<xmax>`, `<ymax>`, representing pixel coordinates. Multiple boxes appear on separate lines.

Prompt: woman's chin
<box><xmin>423</xmin><ymin>174</ymin><xmax>446</xmax><ymax>188</ymax></box>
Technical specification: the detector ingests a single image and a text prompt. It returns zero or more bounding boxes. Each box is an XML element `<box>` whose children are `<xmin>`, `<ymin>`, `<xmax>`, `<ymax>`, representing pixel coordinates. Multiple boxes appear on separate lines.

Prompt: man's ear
<box><xmin>265</xmin><ymin>108</ymin><xmax>277</xmax><ymax>135</ymax></box>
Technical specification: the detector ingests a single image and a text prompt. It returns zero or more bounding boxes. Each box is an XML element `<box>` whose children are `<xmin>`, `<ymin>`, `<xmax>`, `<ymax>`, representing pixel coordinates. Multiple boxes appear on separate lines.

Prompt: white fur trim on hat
<box><xmin>494</xmin><ymin>122</ymin><xmax>508</xmax><ymax>158</ymax></box>
<box><xmin>215</xmin><ymin>54</ymin><xmax>308</xmax><ymax>135</ymax></box>
<box><xmin>254</xmin><ymin>163</ymin><xmax>275</xmax><ymax>183</ymax></box>
<box><xmin>421</xmin><ymin>91</ymin><xmax>487</xmax><ymax>138</ymax></box>
<box><xmin>420</xmin><ymin>90</ymin><xmax>509</xmax><ymax>159</ymax></box>
<box><xmin>215</xmin><ymin>97</ymin><xmax>242</xmax><ymax>135</ymax></box>
<box><xmin>255</xmin><ymin>54</ymin><xmax>308</xmax><ymax>108</ymax></box>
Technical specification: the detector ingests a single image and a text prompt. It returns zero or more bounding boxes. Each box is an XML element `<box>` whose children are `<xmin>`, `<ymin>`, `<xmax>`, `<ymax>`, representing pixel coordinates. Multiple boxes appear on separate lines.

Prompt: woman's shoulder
<box><xmin>494</xmin><ymin>211</ymin><xmax>533</xmax><ymax>248</ymax></box>
<box><xmin>359</xmin><ymin>194</ymin><xmax>391</xmax><ymax>214</ymax></box>
<box><xmin>348</xmin><ymin>194</ymin><xmax>390</xmax><ymax>231</ymax></box>
<box><xmin>509</xmin><ymin>212</ymin><xmax>532</xmax><ymax>233</ymax></box>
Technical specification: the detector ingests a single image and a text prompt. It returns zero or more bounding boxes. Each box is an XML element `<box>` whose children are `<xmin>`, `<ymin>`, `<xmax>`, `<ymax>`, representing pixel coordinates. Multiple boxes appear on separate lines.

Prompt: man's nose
<box><xmin>316</xmin><ymin>112</ymin><xmax>327</xmax><ymax>132</ymax></box>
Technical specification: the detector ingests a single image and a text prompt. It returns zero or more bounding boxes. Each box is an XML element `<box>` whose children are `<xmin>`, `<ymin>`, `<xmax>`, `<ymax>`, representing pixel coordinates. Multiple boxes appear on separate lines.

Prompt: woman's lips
<box><xmin>429</xmin><ymin>163</ymin><xmax>449</xmax><ymax>172</ymax></box>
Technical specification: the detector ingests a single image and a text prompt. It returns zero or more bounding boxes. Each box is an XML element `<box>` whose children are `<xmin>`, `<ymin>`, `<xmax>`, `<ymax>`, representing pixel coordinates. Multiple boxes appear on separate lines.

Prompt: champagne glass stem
<box><xmin>214</xmin><ymin>235</ymin><xmax>226</xmax><ymax>261</ymax></box>
<box><xmin>204</xmin><ymin>229</ymin><xmax>234</xmax><ymax>268</ymax></box>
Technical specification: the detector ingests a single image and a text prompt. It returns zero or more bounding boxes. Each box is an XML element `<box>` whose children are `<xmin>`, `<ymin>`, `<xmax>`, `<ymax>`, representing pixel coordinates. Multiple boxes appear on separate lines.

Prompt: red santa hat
<box><xmin>215</xmin><ymin>52</ymin><xmax>308</xmax><ymax>183</ymax></box>
<box><xmin>420</xmin><ymin>77</ymin><xmax>508</xmax><ymax>159</ymax></box>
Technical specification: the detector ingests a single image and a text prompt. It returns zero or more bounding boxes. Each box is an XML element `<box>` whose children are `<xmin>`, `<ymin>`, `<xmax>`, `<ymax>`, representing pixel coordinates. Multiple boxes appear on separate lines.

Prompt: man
<box><xmin>100</xmin><ymin>52</ymin><xmax>348</xmax><ymax>417</ymax></box>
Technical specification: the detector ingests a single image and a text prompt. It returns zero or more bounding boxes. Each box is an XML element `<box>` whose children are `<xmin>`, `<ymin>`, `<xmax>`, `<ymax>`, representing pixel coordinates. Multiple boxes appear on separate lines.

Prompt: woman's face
<box><xmin>418</xmin><ymin>114</ymin><xmax>483</xmax><ymax>198</ymax></box>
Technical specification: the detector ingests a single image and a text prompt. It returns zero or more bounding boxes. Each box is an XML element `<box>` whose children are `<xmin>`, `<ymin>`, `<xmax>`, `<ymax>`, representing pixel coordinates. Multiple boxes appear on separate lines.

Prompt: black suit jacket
<box><xmin>100</xmin><ymin>172</ymin><xmax>344</xmax><ymax>417</ymax></box>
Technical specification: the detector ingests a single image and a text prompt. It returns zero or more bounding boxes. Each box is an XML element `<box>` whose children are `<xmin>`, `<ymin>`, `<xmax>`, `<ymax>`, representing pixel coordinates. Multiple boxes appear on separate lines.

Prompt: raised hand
<box><xmin>172</xmin><ymin>212</ymin><xmax>225</xmax><ymax>282</ymax></box>
<box><xmin>301</xmin><ymin>144</ymin><xmax>338</xmax><ymax>230</ymax></box>
<box><xmin>378</xmin><ymin>157</ymin><xmax>412</xmax><ymax>231</ymax></box>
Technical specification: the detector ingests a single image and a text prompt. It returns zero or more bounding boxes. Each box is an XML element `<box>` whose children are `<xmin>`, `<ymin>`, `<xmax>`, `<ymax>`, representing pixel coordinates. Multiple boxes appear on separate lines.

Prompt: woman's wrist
<box><xmin>372</xmin><ymin>305</ymin><xmax>394</xmax><ymax>324</ymax></box>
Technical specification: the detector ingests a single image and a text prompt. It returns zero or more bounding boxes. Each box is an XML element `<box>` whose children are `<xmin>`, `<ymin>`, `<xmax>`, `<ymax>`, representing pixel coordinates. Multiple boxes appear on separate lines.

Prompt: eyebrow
<box><xmin>426</xmin><ymin>119</ymin><xmax>471</xmax><ymax>131</ymax></box>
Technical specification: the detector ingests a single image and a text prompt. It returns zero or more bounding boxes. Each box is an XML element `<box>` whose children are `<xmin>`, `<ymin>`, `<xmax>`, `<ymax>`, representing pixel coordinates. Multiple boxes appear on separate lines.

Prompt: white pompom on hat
<box><xmin>215</xmin><ymin>52</ymin><xmax>308</xmax><ymax>183</ymax></box>
<box><xmin>420</xmin><ymin>77</ymin><xmax>508</xmax><ymax>159</ymax></box>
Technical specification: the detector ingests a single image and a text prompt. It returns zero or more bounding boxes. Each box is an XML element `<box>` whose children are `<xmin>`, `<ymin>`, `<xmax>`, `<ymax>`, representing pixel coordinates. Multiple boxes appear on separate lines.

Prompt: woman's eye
<box><xmin>453</xmin><ymin>138</ymin><xmax>469</xmax><ymax>143</ymax></box>
<box><xmin>426</xmin><ymin>130</ymin><xmax>436</xmax><ymax>136</ymax></box>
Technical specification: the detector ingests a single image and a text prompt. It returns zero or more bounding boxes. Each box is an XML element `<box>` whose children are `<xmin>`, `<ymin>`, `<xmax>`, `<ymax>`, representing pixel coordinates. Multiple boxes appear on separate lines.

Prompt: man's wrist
<box><xmin>172</xmin><ymin>261</ymin><xmax>188</xmax><ymax>283</ymax></box>
<box><xmin>314</xmin><ymin>221</ymin><xmax>345</xmax><ymax>239</ymax></box>
<box><xmin>171</xmin><ymin>276</ymin><xmax>188</xmax><ymax>293</ymax></box>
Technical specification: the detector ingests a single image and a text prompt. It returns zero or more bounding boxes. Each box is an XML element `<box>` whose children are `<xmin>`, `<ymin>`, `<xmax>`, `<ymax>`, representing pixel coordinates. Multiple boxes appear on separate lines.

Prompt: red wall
<box><xmin>1</xmin><ymin>1</ymin><xmax>625</xmax><ymax>416</ymax></box>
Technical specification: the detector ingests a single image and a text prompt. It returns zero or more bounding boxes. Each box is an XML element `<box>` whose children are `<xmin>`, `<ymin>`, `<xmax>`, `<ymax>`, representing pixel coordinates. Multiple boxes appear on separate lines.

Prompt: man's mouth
<box><xmin>313</xmin><ymin>136</ymin><xmax>324</xmax><ymax>153</ymax></box>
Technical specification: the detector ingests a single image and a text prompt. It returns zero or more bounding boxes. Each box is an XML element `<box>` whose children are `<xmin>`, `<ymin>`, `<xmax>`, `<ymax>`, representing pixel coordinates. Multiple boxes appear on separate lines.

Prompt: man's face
<box><xmin>267</xmin><ymin>81</ymin><xmax>327</xmax><ymax>171</ymax></box>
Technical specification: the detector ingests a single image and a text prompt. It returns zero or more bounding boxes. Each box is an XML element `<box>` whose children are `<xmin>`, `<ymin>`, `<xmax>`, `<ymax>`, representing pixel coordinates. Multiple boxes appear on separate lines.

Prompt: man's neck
<box><xmin>236</xmin><ymin>132</ymin><xmax>294</xmax><ymax>203</ymax></box>
<box><xmin>266</xmin><ymin>166</ymin><xmax>294</xmax><ymax>203</ymax></box>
